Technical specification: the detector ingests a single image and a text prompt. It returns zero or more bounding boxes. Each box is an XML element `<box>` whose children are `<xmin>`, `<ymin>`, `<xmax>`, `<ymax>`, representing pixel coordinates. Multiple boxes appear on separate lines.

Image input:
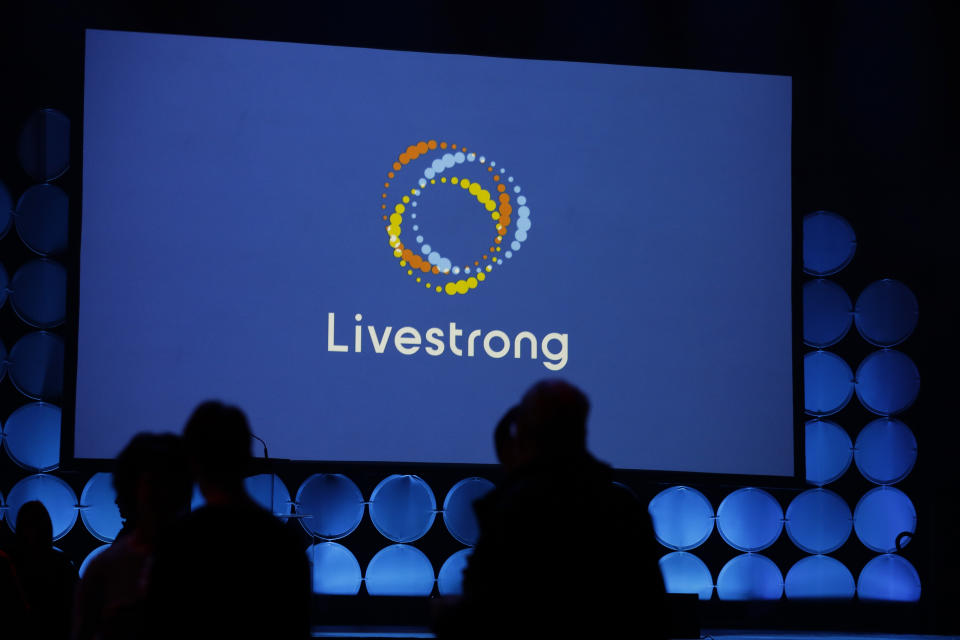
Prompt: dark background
<box><xmin>1</xmin><ymin>0</ymin><xmax>956</xmax><ymax>632</ymax></box>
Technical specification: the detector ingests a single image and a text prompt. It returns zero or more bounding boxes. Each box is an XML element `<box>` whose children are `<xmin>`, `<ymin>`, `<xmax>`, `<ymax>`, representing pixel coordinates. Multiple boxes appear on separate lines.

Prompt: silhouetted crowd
<box><xmin>0</xmin><ymin>380</ymin><xmax>667</xmax><ymax>639</ymax></box>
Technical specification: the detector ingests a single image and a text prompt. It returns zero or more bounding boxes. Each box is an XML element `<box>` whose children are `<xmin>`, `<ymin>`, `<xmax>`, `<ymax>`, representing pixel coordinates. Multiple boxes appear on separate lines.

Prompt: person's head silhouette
<box><xmin>494</xmin><ymin>405</ymin><xmax>520</xmax><ymax>472</ymax></box>
<box><xmin>15</xmin><ymin>501</ymin><xmax>53</xmax><ymax>553</ymax></box>
<box><xmin>184</xmin><ymin>401</ymin><xmax>253</xmax><ymax>505</ymax></box>
<box><xmin>513</xmin><ymin>379</ymin><xmax>590</xmax><ymax>467</ymax></box>
<box><xmin>114</xmin><ymin>433</ymin><xmax>191</xmax><ymax>538</ymax></box>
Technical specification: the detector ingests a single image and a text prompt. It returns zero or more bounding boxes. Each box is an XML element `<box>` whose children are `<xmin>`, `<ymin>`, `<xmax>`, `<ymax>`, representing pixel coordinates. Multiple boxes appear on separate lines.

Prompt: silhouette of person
<box><xmin>73</xmin><ymin>433</ymin><xmax>192</xmax><ymax>640</ymax></box>
<box><xmin>145</xmin><ymin>401</ymin><xmax>310</xmax><ymax>640</ymax></box>
<box><xmin>435</xmin><ymin>380</ymin><xmax>666</xmax><ymax>639</ymax></box>
<box><xmin>7</xmin><ymin>500</ymin><xmax>78</xmax><ymax>640</ymax></box>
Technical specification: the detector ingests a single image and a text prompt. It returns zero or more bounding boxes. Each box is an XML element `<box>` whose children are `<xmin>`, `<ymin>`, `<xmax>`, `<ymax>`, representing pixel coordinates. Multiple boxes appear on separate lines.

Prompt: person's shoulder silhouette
<box><xmin>145</xmin><ymin>401</ymin><xmax>310</xmax><ymax>640</ymax></box>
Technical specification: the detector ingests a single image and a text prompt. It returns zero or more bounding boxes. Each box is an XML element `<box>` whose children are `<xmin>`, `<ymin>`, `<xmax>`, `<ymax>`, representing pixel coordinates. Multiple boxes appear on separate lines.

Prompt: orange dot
<box><xmin>428</xmin><ymin>140</ymin><xmax>438</xmax><ymax>149</ymax></box>
<box><xmin>382</xmin><ymin>193</ymin><xmax>387</xmax><ymax>199</ymax></box>
<box><xmin>410</xmin><ymin>255</ymin><xmax>422</xmax><ymax>268</ymax></box>
<box><xmin>499</xmin><ymin>203</ymin><xmax>512</xmax><ymax>215</ymax></box>
<box><xmin>498</xmin><ymin>228</ymin><xmax>507</xmax><ymax>236</ymax></box>
<box><xmin>499</xmin><ymin>193</ymin><xmax>510</xmax><ymax>203</ymax></box>
<box><xmin>421</xmin><ymin>262</ymin><xmax>431</xmax><ymax>273</ymax></box>
<box><xmin>417</xmin><ymin>141</ymin><xmax>428</xmax><ymax>154</ymax></box>
<box><xmin>381</xmin><ymin>205</ymin><xmax>387</xmax><ymax>210</ymax></box>
<box><xmin>495</xmin><ymin>236</ymin><xmax>502</xmax><ymax>244</ymax></box>
<box><xmin>489</xmin><ymin>247</ymin><xmax>495</xmax><ymax>252</ymax></box>
<box><xmin>399</xmin><ymin>153</ymin><xmax>410</xmax><ymax>165</ymax></box>
<box><xmin>497</xmin><ymin>184</ymin><xmax>505</xmax><ymax>192</ymax></box>
<box><xmin>403</xmin><ymin>249</ymin><xmax>413</xmax><ymax>261</ymax></box>
<box><xmin>493</xmin><ymin>175</ymin><xmax>500</xmax><ymax>181</ymax></box>
<box><xmin>383</xmin><ymin>215</ymin><xmax>388</xmax><ymax>220</ymax></box>
<box><xmin>501</xmin><ymin>215</ymin><xmax>511</xmax><ymax>226</ymax></box>
<box><xmin>483</xmin><ymin>255</ymin><xmax>488</xmax><ymax>260</ymax></box>
<box><xmin>488</xmin><ymin>166</ymin><xmax>493</xmax><ymax>171</ymax></box>
<box><xmin>388</xmin><ymin>172</ymin><xmax>395</xmax><ymax>179</ymax></box>
<box><xmin>406</xmin><ymin>145</ymin><xmax>418</xmax><ymax>158</ymax></box>
<box><xmin>392</xmin><ymin>162</ymin><xmax>401</xmax><ymax>171</ymax></box>
<box><xmin>397</xmin><ymin>242</ymin><xmax>405</xmax><ymax>251</ymax></box>
<box><xmin>385</xmin><ymin>182</ymin><xmax>390</xmax><ymax>188</ymax></box>
<box><xmin>432</xmin><ymin>265</ymin><xmax>440</xmax><ymax>274</ymax></box>
<box><xmin>475</xmin><ymin>261</ymin><xmax>480</xmax><ymax>266</ymax></box>
<box><xmin>440</xmin><ymin>141</ymin><xmax>447</xmax><ymax>149</ymax></box>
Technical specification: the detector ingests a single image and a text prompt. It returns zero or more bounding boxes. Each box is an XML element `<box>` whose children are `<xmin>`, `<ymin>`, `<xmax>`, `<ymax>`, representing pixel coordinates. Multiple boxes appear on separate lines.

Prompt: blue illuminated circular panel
<box><xmin>8</xmin><ymin>331</ymin><xmax>64</xmax><ymax>401</ymax></box>
<box><xmin>2</xmin><ymin>402</ymin><xmax>61</xmax><ymax>471</ymax></box>
<box><xmin>15</xmin><ymin>184</ymin><xmax>69</xmax><ymax>255</ymax></box>
<box><xmin>716</xmin><ymin>553</ymin><xmax>783</xmax><ymax>601</ymax></box>
<box><xmin>11</xmin><ymin>259</ymin><xmax>67</xmax><ymax>328</ymax></box>
<box><xmin>438</xmin><ymin>548</ymin><xmax>474</xmax><ymax>596</ymax></box>
<box><xmin>716</xmin><ymin>488</ymin><xmax>783</xmax><ymax>552</ymax></box>
<box><xmin>855</xmin><ymin>350</ymin><xmax>920</xmax><ymax>415</ymax></box>
<box><xmin>803</xmin><ymin>279</ymin><xmax>852</xmax><ymax>347</ymax></box>
<box><xmin>80</xmin><ymin>472</ymin><xmax>123</xmax><ymax>542</ymax></box>
<box><xmin>855</xmin><ymin>279</ymin><xmax>918</xmax><ymax>347</ymax></box>
<box><xmin>802</xmin><ymin>211</ymin><xmax>856</xmax><ymax>276</ymax></box>
<box><xmin>364</xmin><ymin>544</ymin><xmax>435</xmax><ymax>596</ymax></box>
<box><xmin>784</xmin><ymin>555</ymin><xmax>855</xmax><ymax>600</ymax></box>
<box><xmin>296</xmin><ymin>473</ymin><xmax>365</xmax><ymax>539</ymax></box>
<box><xmin>785</xmin><ymin>489</ymin><xmax>852</xmax><ymax>554</ymax></box>
<box><xmin>79</xmin><ymin>543</ymin><xmax>111</xmax><ymax>578</ymax></box>
<box><xmin>648</xmin><ymin>486</ymin><xmax>714</xmax><ymax>550</ymax></box>
<box><xmin>854</xmin><ymin>418</ymin><xmax>917</xmax><ymax>485</ymax></box>
<box><xmin>857</xmin><ymin>554</ymin><xmax>921</xmax><ymax>602</ymax></box>
<box><xmin>17</xmin><ymin>108</ymin><xmax>71</xmax><ymax>182</ymax></box>
<box><xmin>6</xmin><ymin>474</ymin><xmax>78</xmax><ymax>540</ymax></box>
<box><xmin>659</xmin><ymin>551</ymin><xmax>713</xmax><ymax>600</ymax></box>
<box><xmin>306</xmin><ymin>542</ymin><xmax>362</xmax><ymax>595</ymax></box>
<box><xmin>0</xmin><ymin>179</ymin><xmax>13</xmax><ymax>238</ymax></box>
<box><xmin>369</xmin><ymin>475</ymin><xmax>436</xmax><ymax>543</ymax></box>
<box><xmin>804</xmin><ymin>419</ymin><xmax>853</xmax><ymax>486</ymax></box>
<box><xmin>854</xmin><ymin>487</ymin><xmax>916</xmax><ymax>553</ymax></box>
<box><xmin>442</xmin><ymin>477</ymin><xmax>494</xmax><ymax>546</ymax></box>
<box><xmin>803</xmin><ymin>351</ymin><xmax>854</xmax><ymax>416</ymax></box>
<box><xmin>244</xmin><ymin>473</ymin><xmax>292</xmax><ymax>518</ymax></box>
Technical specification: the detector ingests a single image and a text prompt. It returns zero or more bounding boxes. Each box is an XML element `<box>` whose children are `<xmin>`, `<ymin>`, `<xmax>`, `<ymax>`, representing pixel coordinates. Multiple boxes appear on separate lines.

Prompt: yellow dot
<box><xmin>426</xmin><ymin>282</ymin><xmax>431</xmax><ymax>288</ymax></box>
<box><xmin>478</xmin><ymin>190</ymin><xmax>490</xmax><ymax>203</ymax></box>
<box><xmin>436</xmin><ymin>286</ymin><xmax>442</xmax><ymax>293</ymax></box>
<box><xmin>407</xmin><ymin>269</ymin><xmax>413</xmax><ymax>275</ymax></box>
<box><xmin>477</xmin><ymin>272</ymin><xmax>486</xmax><ymax>281</ymax></box>
<box><xmin>389</xmin><ymin>213</ymin><xmax>402</xmax><ymax>225</ymax></box>
<box><xmin>496</xmin><ymin>247</ymin><xmax>501</xmax><ymax>252</ymax></box>
<box><xmin>485</xmin><ymin>265</ymin><xmax>492</xmax><ymax>272</ymax></box>
<box><xmin>496</xmin><ymin>224</ymin><xmax>502</xmax><ymax>230</ymax></box>
<box><xmin>445</xmin><ymin>282</ymin><xmax>457</xmax><ymax>295</ymax></box>
<box><xmin>395</xmin><ymin>204</ymin><xmax>405</xmax><ymax>214</ymax></box>
<box><xmin>402</xmin><ymin>196</ymin><xmax>410</xmax><ymax>203</ymax></box>
<box><xmin>456</xmin><ymin>280</ymin><xmax>469</xmax><ymax>294</ymax></box>
<box><xmin>431</xmin><ymin>179</ymin><xmax>436</xmax><ymax>184</ymax></box>
<box><xmin>410</xmin><ymin>188</ymin><xmax>417</xmax><ymax>195</ymax></box>
<box><xmin>485</xmin><ymin>201</ymin><xmax>496</xmax><ymax>212</ymax></box>
<box><xmin>441</xmin><ymin>177</ymin><xmax>447</xmax><ymax>183</ymax></box>
<box><xmin>416</xmin><ymin>277</ymin><xmax>421</xmax><ymax>282</ymax></box>
<box><xmin>460</xmin><ymin>179</ymin><xmax>470</xmax><ymax>189</ymax></box>
<box><xmin>387</xmin><ymin>224</ymin><xmax>400</xmax><ymax>235</ymax></box>
<box><xmin>400</xmin><ymin>260</ymin><xmax>407</xmax><ymax>266</ymax></box>
<box><xmin>393</xmin><ymin>249</ymin><xmax>402</xmax><ymax>258</ymax></box>
<box><xmin>491</xmin><ymin>212</ymin><xmax>500</xmax><ymax>220</ymax></box>
<box><xmin>469</xmin><ymin>183</ymin><xmax>480</xmax><ymax>196</ymax></box>
<box><xmin>451</xmin><ymin>177</ymin><xmax>458</xmax><ymax>184</ymax></box>
<box><xmin>389</xmin><ymin>238</ymin><xmax>400</xmax><ymax>248</ymax></box>
<box><xmin>467</xmin><ymin>277</ymin><xmax>478</xmax><ymax>288</ymax></box>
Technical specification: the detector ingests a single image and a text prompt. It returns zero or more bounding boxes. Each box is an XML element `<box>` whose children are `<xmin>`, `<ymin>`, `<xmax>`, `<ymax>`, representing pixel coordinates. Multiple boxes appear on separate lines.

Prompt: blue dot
<box><xmin>517</xmin><ymin>196</ymin><xmax>527</xmax><ymax>205</ymax></box>
<box><xmin>465</xmin><ymin>267</ymin><xmax>471</xmax><ymax>274</ymax></box>
<box><xmin>508</xmin><ymin>176</ymin><xmax>514</xmax><ymax>182</ymax></box>
<box><xmin>452</xmin><ymin>267</ymin><xmax>460</xmax><ymax>275</ymax></box>
<box><xmin>438</xmin><ymin>258</ymin><xmax>452</xmax><ymax>273</ymax></box>
<box><xmin>454</xmin><ymin>152</ymin><xmax>465</xmax><ymax>163</ymax></box>
<box><xmin>411</xmin><ymin>202</ymin><xmax>417</xmax><ymax>208</ymax></box>
<box><xmin>467</xmin><ymin>153</ymin><xmax>476</xmax><ymax>162</ymax></box>
<box><xmin>517</xmin><ymin>218</ymin><xmax>531</xmax><ymax>232</ymax></box>
<box><xmin>518</xmin><ymin>206</ymin><xmax>530</xmax><ymax>218</ymax></box>
<box><xmin>515</xmin><ymin>230</ymin><xmax>527</xmax><ymax>242</ymax></box>
<box><xmin>857</xmin><ymin>554</ymin><xmax>920</xmax><ymax>602</ymax></box>
<box><xmin>648</xmin><ymin>486</ymin><xmax>714</xmax><ymax>550</ymax></box>
<box><xmin>442</xmin><ymin>154</ymin><xmax>455</xmax><ymax>168</ymax></box>
<box><xmin>513</xmin><ymin>186</ymin><xmax>521</xmax><ymax>193</ymax></box>
<box><xmin>430</xmin><ymin>159</ymin><xmax>443</xmax><ymax>173</ymax></box>
<box><xmin>421</xmin><ymin>244</ymin><xmax>431</xmax><ymax>255</ymax></box>
<box><xmin>416</xmin><ymin>236</ymin><xmax>423</xmax><ymax>243</ymax></box>
<box><xmin>855</xmin><ymin>350</ymin><xmax>920</xmax><ymax>415</ymax></box>
<box><xmin>424</xmin><ymin>168</ymin><xmax>435</xmax><ymax>180</ymax></box>
<box><xmin>412</xmin><ymin>225</ymin><xmax>419</xmax><ymax>231</ymax></box>
<box><xmin>511</xmin><ymin>241</ymin><xmax>521</xmax><ymax>251</ymax></box>
<box><xmin>428</xmin><ymin>252</ymin><xmax>440</xmax><ymax>265</ymax></box>
<box><xmin>419</xmin><ymin>178</ymin><xmax>427</xmax><ymax>187</ymax></box>
<box><xmin>505</xmin><ymin>251</ymin><xmax>513</xmax><ymax>258</ymax></box>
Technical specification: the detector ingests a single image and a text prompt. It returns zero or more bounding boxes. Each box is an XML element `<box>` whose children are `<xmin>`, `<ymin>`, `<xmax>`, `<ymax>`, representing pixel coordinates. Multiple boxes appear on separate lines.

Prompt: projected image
<box><xmin>76</xmin><ymin>30</ymin><xmax>793</xmax><ymax>474</ymax></box>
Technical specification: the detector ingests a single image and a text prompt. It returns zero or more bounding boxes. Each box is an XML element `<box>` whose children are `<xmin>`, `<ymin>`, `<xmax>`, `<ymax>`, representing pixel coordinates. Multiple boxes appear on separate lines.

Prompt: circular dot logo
<box><xmin>380</xmin><ymin>140</ymin><xmax>531</xmax><ymax>296</ymax></box>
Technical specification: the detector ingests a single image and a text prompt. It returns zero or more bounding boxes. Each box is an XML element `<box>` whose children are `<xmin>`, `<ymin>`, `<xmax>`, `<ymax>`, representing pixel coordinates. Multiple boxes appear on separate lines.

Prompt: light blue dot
<box><xmin>454</xmin><ymin>152</ymin><xmax>465</xmax><ymax>163</ymax></box>
<box><xmin>418</xmin><ymin>179</ymin><xmax>427</xmax><ymax>188</ymax></box>
<box><xmin>442</xmin><ymin>154</ymin><xmax>455</xmax><ymax>168</ymax></box>
<box><xmin>465</xmin><ymin>267</ymin><xmax>471</xmax><ymax>274</ymax></box>
<box><xmin>411</xmin><ymin>213</ymin><xmax>416</xmax><ymax>218</ymax></box>
<box><xmin>513</xmin><ymin>186</ymin><xmax>521</xmax><ymax>193</ymax></box>
<box><xmin>500</xmin><ymin>168</ymin><xmax>505</xmax><ymax>174</ymax></box>
<box><xmin>452</xmin><ymin>266</ymin><xmax>460</xmax><ymax>275</ymax></box>
<box><xmin>518</xmin><ymin>206</ymin><xmax>530</xmax><ymax>218</ymax></box>
<box><xmin>505</xmin><ymin>251</ymin><xmax>513</xmax><ymax>258</ymax></box>
<box><xmin>515</xmin><ymin>230</ymin><xmax>527</xmax><ymax>242</ymax></box>
<box><xmin>428</xmin><ymin>251</ymin><xmax>440</xmax><ymax>265</ymax></box>
<box><xmin>517</xmin><ymin>196</ymin><xmax>527</xmax><ymax>205</ymax></box>
<box><xmin>490</xmin><ymin>161</ymin><xmax>496</xmax><ymax>167</ymax></box>
<box><xmin>411</xmin><ymin>202</ymin><xmax>417</xmax><ymax>208</ymax></box>
<box><xmin>517</xmin><ymin>217</ymin><xmax>531</xmax><ymax>232</ymax></box>
<box><xmin>412</xmin><ymin>225</ymin><xmax>419</xmax><ymax>231</ymax></box>
<box><xmin>508</xmin><ymin>176</ymin><xmax>514</xmax><ymax>182</ymax></box>
<box><xmin>416</xmin><ymin>235</ymin><xmax>423</xmax><ymax>243</ymax></box>
<box><xmin>511</xmin><ymin>241</ymin><xmax>521</xmax><ymax>251</ymax></box>
<box><xmin>432</xmin><ymin>159</ymin><xmax>444</xmax><ymax>173</ymax></box>
<box><xmin>467</xmin><ymin>153</ymin><xmax>476</xmax><ymax>162</ymax></box>
<box><xmin>438</xmin><ymin>257</ymin><xmax>452</xmax><ymax>272</ymax></box>
<box><xmin>424</xmin><ymin>168</ymin><xmax>435</xmax><ymax>180</ymax></box>
<box><xmin>414</xmin><ymin>189</ymin><xmax>421</xmax><ymax>196</ymax></box>
<box><xmin>497</xmin><ymin>258</ymin><xmax>503</xmax><ymax>264</ymax></box>
<box><xmin>421</xmin><ymin>244</ymin><xmax>431</xmax><ymax>255</ymax></box>
<box><xmin>479</xmin><ymin>156</ymin><xmax>486</xmax><ymax>163</ymax></box>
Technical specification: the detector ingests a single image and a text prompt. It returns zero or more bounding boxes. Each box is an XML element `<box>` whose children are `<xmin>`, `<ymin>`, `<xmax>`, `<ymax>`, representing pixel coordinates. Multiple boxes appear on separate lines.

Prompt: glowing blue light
<box><xmin>659</xmin><ymin>551</ymin><xmax>714</xmax><ymax>600</ymax></box>
<box><xmin>857</xmin><ymin>554</ymin><xmax>921</xmax><ymax>602</ymax></box>
<box><xmin>855</xmin><ymin>350</ymin><xmax>920</xmax><ymax>415</ymax></box>
<box><xmin>804</xmin><ymin>419</ymin><xmax>853</xmax><ymax>486</ymax></box>
<box><xmin>306</xmin><ymin>542</ymin><xmax>362</xmax><ymax>595</ymax></box>
<box><xmin>6</xmin><ymin>474</ymin><xmax>78</xmax><ymax>540</ymax></box>
<box><xmin>802</xmin><ymin>211</ymin><xmax>856</xmax><ymax>276</ymax></box>
<box><xmin>854</xmin><ymin>279</ymin><xmax>918</xmax><ymax>347</ymax></box>
<box><xmin>716</xmin><ymin>488</ymin><xmax>783</xmax><ymax>552</ymax></box>
<box><xmin>10</xmin><ymin>259</ymin><xmax>67</xmax><ymax>328</ymax></box>
<box><xmin>803</xmin><ymin>279</ymin><xmax>852</xmax><ymax>347</ymax></box>
<box><xmin>784</xmin><ymin>555</ymin><xmax>855</xmax><ymax>600</ymax></box>
<box><xmin>15</xmin><ymin>184</ymin><xmax>69</xmax><ymax>255</ymax></box>
<box><xmin>369</xmin><ymin>475</ymin><xmax>436</xmax><ymax>543</ymax></box>
<box><xmin>442</xmin><ymin>477</ymin><xmax>495</xmax><ymax>546</ymax></box>
<box><xmin>296</xmin><ymin>473</ymin><xmax>365</xmax><ymax>539</ymax></box>
<box><xmin>2</xmin><ymin>402</ymin><xmax>61</xmax><ymax>471</ymax></box>
<box><xmin>785</xmin><ymin>489</ymin><xmax>852</xmax><ymax>554</ymax></box>
<box><xmin>438</xmin><ymin>548</ymin><xmax>474</xmax><ymax>596</ymax></box>
<box><xmin>79</xmin><ymin>544</ymin><xmax>111</xmax><ymax>578</ymax></box>
<box><xmin>803</xmin><ymin>351</ymin><xmax>854</xmax><ymax>416</ymax></box>
<box><xmin>364</xmin><ymin>544</ymin><xmax>435</xmax><ymax>596</ymax></box>
<box><xmin>8</xmin><ymin>331</ymin><xmax>64</xmax><ymax>401</ymax></box>
<box><xmin>244</xmin><ymin>473</ymin><xmax>292</xmax><ymax>518</ymax></box>
<box><xmin>17</xmin><ymin>108</ymin><xmax>71</xmax><ymax>182</ymax></box>
<box><xmin>854</xmin><ymin>487</ymin><xmax>916</xmax><ymax>553</ymax></box>
<box><xmin>648</xmin><ymin>486</ymin><xmax>714</xmax><ymax>550</ymax></box>
<box><xmin>716</xmin><ymin>553</ymin><xmax>783</xmax><ymax>601</ymax></box>
<box><xmin>854</xmin><ymin>418</ymin><xmax>917</xmax><ymax>485</ymax></box>
<box><xmin>80</xmin><ymin>472</ymin><xmax>123</xmax><ymax>542</ymax></box>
